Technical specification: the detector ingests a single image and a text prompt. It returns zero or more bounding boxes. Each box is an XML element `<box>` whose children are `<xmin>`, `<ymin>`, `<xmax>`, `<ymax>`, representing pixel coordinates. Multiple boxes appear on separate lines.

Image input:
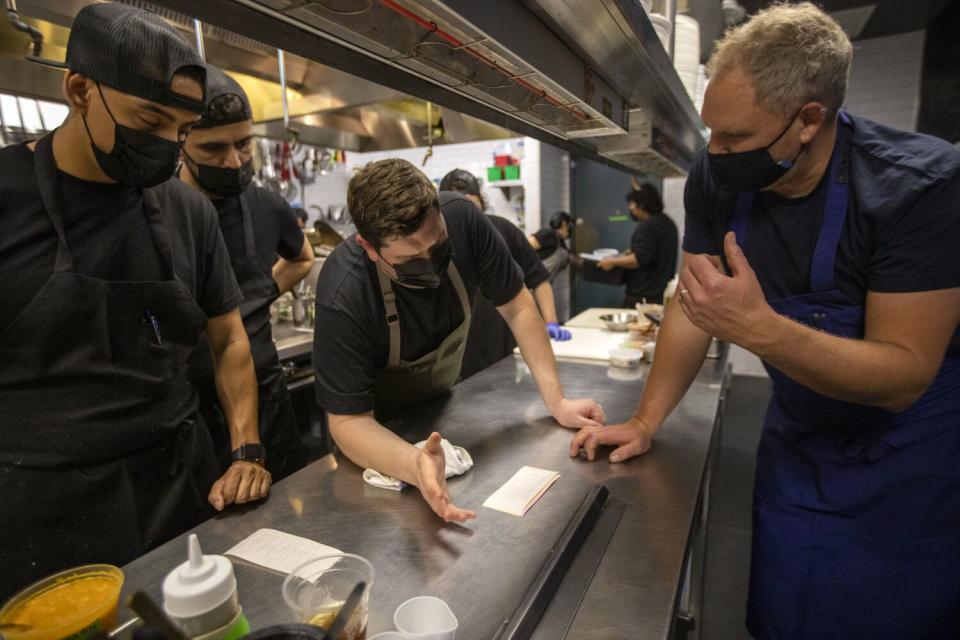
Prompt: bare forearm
<box><xmin>501</xmin><ymin>289</ymin><xmax>563</xmax><ymax>412</ymax></box>
<box><xmin>747</xmin><ymin>313</ymin><xmax>931</xmax><ymax>411</ymax></box>
<box><xmin>533</xmin><ymin>281</ymin><xmax>558</xmax><ymax>324</ymax></box>
<box><xmin>634</xmin><ymin>301</ymin><xmax>712</xmax><ymax>433</ymax></box>
<box><xmin>612</xmin><ymin>253</ymin><xmax>640</xmax><ymax>269</ymax></box>
<box><xmin>273</xmin><ymin>258</ymin><xmax>313</xmax><ymax>295</ymax></box>
<box><xmin>329</xmin><ymin>413</ymin><xmax>420</xmax><ymax>485</ymax></box>
<box><xmin>212</xmin><ymin>338</ymin><xmax>260</xmax><ymax>448</ymax></box>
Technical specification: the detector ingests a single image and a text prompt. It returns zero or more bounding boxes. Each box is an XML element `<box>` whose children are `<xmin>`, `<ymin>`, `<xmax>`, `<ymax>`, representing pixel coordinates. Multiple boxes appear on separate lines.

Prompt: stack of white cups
<box><xmin>673</xmin><ymin>14</ymin><xmax>701</xmax><ymax>102</ymax></box>
<box><xmin>369</xmin><ymin>596</ymin><xmax>459</xmax><ymax>640</ymax></box>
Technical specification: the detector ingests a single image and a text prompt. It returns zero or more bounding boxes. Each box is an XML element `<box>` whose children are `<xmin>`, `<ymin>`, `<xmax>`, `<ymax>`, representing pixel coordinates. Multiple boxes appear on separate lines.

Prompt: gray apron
<box><xmin>372</xmin><ymin>260</ymin><xmax>472</xmax><ymax>410</ymax></box>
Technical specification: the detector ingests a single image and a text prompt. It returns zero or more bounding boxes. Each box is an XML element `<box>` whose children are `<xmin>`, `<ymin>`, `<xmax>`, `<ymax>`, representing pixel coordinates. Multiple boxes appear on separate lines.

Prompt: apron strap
<box><xmin>731</xmin><ymin>191</ymin><xmax>753</xmax><ymax>247</ymax></box>
<box><xmin>376</xmin><ymin>266</ymin><xmax>402</xmax><ymax>368</ymax></box>
<box><xmin>375</xmin><ymin>257</ymin><xmax>473</xmax><ymax>369</ymax></box>
<box><xmin>808</xmin><ymin>112</ymin><xmax>851</xmax><ymax>293</ymax></box>
<box><xmin>33</xmin><ymin>134</ymin><xmax>76</xmax><ymax>273</ymax></box>
<box><xmin>447</xmin><ymin>260</ymin><xmax>472</xmax><ymax>325</ymax></box>
<box><xmin>142</xmin><ymin>188</ymin><xmax>178</xmax><ymax>282</ymax></box>
<box><xmin>238</xmin><ymin>191</ymin><xmax>259</xmax><ymax>261</ymax></box>
<box><xmin>730</xmin><ymin>111</ymin><xmax>852</xmax><ymax>293</ymax></box>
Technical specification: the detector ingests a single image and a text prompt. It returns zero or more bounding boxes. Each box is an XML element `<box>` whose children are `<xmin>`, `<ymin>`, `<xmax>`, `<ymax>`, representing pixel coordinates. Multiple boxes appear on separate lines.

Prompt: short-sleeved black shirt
<box><xmin>487</xmin><ymin>214</ymin><xmax>550</xmax><ymax>290</ymax></box>
<box><xmin>213</xmin><ymin>185</ymin><xmax>305</xmax><ymax>271</ymax></box>
<box><xmin>189</xmin><ymin>184</ymin><xmax>306</xmax><ymax>387</ymax></box>
<box><xmin>0</xmin><ymin>142</ymin><xmax>242</xmax><ymax>336</ymax></box>
<box><xmin>533</xmin><ymin>227</ymin><xmax>563</xmax><ymax>260</ymax></box>
<box><xmin>683</xmin><ymin>112</ymin><xmax>960</xmax><ymax>304</ymax></box>
<box><xmin>624</xmin><ymin>213</ymin><xmax>678</xmax><ymax>301</ymax></box>
<box><xmin>460</xmin><ymin>214</ymin><xmax>551</xmax><ymax>380</ymax></box>
<box><xmin>313</xmin><ymin>192</ymin><xmax>524</xmax><ymax>414</ymax></box>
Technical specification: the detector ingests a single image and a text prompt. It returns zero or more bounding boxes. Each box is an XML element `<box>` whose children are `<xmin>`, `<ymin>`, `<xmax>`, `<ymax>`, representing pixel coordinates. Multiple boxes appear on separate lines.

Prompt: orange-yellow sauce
<box><xmin>1</xmin><ymin>575</ymin><xmax>120</xmax><ymax>640</ymax></box>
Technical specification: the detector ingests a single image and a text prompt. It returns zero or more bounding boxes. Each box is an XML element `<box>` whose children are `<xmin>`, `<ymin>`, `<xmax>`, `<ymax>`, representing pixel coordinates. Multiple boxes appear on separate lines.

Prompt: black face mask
<box><xmin>380</xmin><ymin>238</ymin><xmax>453</xmax><ymax>289</ymax></box>
<box><xmin>183</xmin><ymin>150</ymin><xmax>254</xmax><ymax>198</ymax></box>
<box><xmin>82</xmin><ymin>83</ymin><xmax>181</xmax><ymax>189</ymax></box>
<box><xmin>707</xmin><ymin>108</ymin><xmax>803</xmax><ymax>192</ymax></box>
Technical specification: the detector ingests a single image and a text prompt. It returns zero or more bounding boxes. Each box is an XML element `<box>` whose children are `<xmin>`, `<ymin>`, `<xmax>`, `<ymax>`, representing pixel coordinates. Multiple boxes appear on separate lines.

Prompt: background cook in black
<box><xmin>435</xmin><ymin>168</ymin><xmax>567</xmax><ymax>379</ymax></box>
<box><xmin>597</xmin><ymin>184</ymin><xmax>679</xmax><ymax>306</ymax></box>
<box><xmin>180</xmin><ymin>63</ymin><xmax>314</xmax><ymax>480</ymax></box>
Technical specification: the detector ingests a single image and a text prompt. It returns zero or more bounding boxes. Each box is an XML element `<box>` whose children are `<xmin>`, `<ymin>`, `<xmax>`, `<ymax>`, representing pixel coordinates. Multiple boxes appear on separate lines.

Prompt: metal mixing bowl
<box><xmin>599</xmin><ymin>312</ymin><xmax>638</xmax><ymax>332</ymax></box>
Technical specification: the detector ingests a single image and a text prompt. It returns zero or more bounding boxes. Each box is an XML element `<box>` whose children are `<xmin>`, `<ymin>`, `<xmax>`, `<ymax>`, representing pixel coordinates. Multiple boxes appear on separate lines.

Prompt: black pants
<box><xmin>197</xmin><ymin>374</ymin><xmax>307</xmax><ymax>481</ymax></box>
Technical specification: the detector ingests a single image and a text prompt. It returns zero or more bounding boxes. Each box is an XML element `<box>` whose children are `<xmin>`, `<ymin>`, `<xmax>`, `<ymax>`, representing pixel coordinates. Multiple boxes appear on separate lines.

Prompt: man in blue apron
<box><xmin>180</xmin><ymin>64</ymin><xmax>313</xmax><ymax>481</ymax></box>
<box><xmin>314</xmin><ymin>159</ymin><xmax>604</xmax><ymax>523</ymax></box>
<box><xmin>437</xmin><ymin>168</ymin><xmax>571</xmax><ymax>380</ymax></box>
<box><xmin>570</xmin><ymin>4</ymin><xmax>960</xmax><ymax>638</ymax></box>
<box><xmin>0</xmin><ymin>4</ymin><xmax>269</xmax><ymax>600</ymax></box>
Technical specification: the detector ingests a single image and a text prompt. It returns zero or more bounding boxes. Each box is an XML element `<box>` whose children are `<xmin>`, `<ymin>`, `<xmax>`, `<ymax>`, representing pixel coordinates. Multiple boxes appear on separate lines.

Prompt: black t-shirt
<box><xmin>460</xmin><ymin>214</ymin><xmax>551</xmax><ymax>380</ymax></box>
<box><xmin>190</xmin><ymin>184</ymin><xmax>306</xmax><ymax>388</ymax></box>
<box><xmin>683</xmin><ymin>112</ymin><xmax>960</xmax><ymax>303</ymax></box>
<box><xmin>624</xmin><ymin>212</ymin><xmax>678</xmax><ymax>300</ymax></box>
<box><xmin>487</xmin><ymin>214</ymin><xmax>550</xmax><ymax>289</ymax></box>
<box><xmin>213</xmin><ymin>185</ymin><xmax>305</xmax><ymax>271</ymax></box>
<box><xmin>0</xmin><ymin>143</ymin><xmax>241</xmax><ymax>336</ymax></box>
<box><xmin>313</xmin><ymin>192</ymin><xmax>524</xmax><ymax>414</ymax></box>
<box><xmin>534</xmin><ymin>227</ymin><xmax>562</xmax><ymax>260</ymax></box>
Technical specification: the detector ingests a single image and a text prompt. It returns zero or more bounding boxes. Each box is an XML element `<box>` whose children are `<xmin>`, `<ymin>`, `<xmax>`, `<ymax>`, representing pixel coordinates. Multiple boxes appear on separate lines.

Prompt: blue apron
<box><xmin>734</xmin><ymin>114</ymin><xmax>960</xmax><ymax>639</ymax></box>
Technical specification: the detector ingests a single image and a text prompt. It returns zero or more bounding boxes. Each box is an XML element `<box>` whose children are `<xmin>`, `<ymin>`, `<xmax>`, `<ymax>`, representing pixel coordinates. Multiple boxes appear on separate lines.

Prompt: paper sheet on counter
<box><xmin>225</xmin><ymin>528</ymin><xmax>342</xmax><ymax>574</ymax></box>
<box><xmin>483</xmin><ymin>466</ymin><xmax>560</xmax><ymax>516</ymax></box>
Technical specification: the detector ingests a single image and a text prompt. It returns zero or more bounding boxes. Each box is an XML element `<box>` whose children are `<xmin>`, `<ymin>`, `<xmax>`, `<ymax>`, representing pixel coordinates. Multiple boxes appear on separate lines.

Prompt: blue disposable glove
<box><xmin>547</xmin><ymin>322</ymin><xmax>572</xmax><ymax>341</ymax></box>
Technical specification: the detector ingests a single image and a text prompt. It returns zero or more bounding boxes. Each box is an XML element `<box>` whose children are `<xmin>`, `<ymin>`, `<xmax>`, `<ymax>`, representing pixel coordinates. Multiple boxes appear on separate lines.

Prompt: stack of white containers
<box><xmin>673</xmin><ymin>14</ymin><xmax>701</xmax><ymax>102</ymax></box>
<box><xmin>644</xmin><ymin>6</ymin><xmax>701</xmax><ymax>105</ymax></box>
<box><xmin>649</xmin><ymin>13</ymin><xmax>672</xmax><ymax>51</ymax></box>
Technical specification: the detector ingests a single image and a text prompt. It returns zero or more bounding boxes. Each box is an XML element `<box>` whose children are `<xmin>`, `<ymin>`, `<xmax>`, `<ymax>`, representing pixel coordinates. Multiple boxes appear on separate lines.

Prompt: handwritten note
<box><xmin>225</xmin><ymin>528</ymin><xmax>342</xmax><ymax>574</ymax></box>
<box><xmin>483</xmin><ymin>466</ymin><xmax>561</xmax><ymax>516</ymax></box>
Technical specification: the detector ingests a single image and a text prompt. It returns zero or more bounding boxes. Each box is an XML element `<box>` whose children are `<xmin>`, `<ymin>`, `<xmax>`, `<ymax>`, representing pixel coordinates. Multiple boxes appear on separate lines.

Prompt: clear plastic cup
<box><xmin>282</xmin><ymin>554</ymin><xmax>374</xmax><ymax>640</ymax></box>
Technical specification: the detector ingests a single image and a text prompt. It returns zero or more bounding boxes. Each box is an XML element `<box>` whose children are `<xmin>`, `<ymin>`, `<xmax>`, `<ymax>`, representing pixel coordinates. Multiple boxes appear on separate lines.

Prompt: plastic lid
<box><xmin>162</xmin><ymin>534</ymin><xmax>237</xmax><ymax>618</ymax></box>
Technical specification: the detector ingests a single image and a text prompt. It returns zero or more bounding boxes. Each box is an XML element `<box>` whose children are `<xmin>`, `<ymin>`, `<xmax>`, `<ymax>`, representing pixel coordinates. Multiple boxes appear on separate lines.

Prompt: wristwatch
<box><xmin>232</xmin><ymin>442</ymin><xmax>266</xmax><ymax>465</ymax></box>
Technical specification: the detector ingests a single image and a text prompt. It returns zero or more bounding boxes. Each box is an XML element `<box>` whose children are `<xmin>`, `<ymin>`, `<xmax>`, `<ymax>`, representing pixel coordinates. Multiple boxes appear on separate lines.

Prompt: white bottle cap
<box><xmin>163</xmin><ymin>534</ymin><xmax>237</xmax><ymax>619</ymax></box>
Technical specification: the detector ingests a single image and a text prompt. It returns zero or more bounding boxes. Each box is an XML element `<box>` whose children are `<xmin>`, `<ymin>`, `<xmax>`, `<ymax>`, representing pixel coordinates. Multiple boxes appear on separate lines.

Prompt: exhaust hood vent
<box><xmin>144</xmin><ymin>0</ymin><xmax>705</xmax><ymax>175</ymax></box>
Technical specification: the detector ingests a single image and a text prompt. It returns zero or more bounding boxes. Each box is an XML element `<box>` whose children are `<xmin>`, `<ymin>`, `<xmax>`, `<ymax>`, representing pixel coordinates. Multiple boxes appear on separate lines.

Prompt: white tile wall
<box><xmin>300</xmin><ymin>164</ymin><xmax>350</xmax><ymax>225</ymax></box>
<box><xmin>844</xmin><ymin>30</ymin><xmax>926</xmax><ymax>132</ymax></box>
<box><xmin>539</xmin><ymin>142</ymin><xmax>571</xmax><ymax>227</ymax></box>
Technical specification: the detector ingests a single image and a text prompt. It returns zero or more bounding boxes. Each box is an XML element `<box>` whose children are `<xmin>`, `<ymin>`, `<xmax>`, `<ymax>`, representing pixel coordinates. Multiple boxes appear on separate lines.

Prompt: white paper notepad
<box><xmin>483</xmin><ymin>466</ymin><xmax>561</xmax><ymax>516</ymax></box>
<box><xmin>225</xmin><ymin>528</ymin><xmax>342</xmax><ymax>574</ymax></box>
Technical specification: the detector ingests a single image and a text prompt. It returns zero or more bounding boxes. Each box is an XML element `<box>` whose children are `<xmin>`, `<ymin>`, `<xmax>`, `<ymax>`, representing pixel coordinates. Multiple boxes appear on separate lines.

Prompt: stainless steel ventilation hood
<box><xmin>145</xmin><ymin>0</ymin><xmax>705</xmax><ymax>176</ymax></box>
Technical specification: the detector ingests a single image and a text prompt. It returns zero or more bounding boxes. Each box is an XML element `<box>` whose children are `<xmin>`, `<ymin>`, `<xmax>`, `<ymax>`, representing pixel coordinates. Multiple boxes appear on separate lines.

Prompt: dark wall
<box><xmin>917</xmin><ymin>0</ymin><xmax>960</xmax><ymax>144</ymax></box>
<box><xmin>570</xmin><ymin>157</ymin><xmax>660</xmax><ymax>314</ymax></box>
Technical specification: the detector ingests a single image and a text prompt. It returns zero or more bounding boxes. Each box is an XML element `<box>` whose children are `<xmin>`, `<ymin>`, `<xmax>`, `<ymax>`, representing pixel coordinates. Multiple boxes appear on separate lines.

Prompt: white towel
<box><xmin>362</xmin><ymin>438</ymin><xmax>474</xmax><ymax>491</ymax></box>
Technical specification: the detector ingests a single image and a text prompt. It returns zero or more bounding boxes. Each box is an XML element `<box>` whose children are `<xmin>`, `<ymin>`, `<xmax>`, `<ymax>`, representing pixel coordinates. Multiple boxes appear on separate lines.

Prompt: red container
<box><xmin>493</xmin><ymin>154</ymin><xmax>516</xmax><ymax>167</ymax></box>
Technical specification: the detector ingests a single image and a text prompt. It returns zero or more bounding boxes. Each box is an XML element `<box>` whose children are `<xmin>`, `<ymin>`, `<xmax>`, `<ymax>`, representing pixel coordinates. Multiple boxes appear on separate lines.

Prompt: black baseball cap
<box><xmin>439</xmin><ymin>169</ymin><xmax>481</xmax><ymax>197</ymax></box>
<box><xmin>195</xmin><ymin>63</ymin><xmax>252</xmax><ymax>129</ymax></box>
<box><xmin>64</xmin><ymin>3</ymin><xmax>205</xmax><ymax>113</ymax></box>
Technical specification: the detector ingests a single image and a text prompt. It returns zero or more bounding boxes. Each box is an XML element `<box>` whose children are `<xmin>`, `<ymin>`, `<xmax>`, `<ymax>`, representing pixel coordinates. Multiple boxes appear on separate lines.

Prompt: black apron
<box><xmin>0</xmin><ymin>135</ymin><xmax>219</xmax><ymax>600</ymax></box>
<box><xmin>190</xmin><ymin>190</ymin><xmax>306</xmax><ymax>480</ymax></box>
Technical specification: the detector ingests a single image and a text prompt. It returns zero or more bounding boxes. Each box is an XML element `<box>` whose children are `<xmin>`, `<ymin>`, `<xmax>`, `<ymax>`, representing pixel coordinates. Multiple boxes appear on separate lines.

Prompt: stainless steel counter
<box><xmin>272</xmin><ymin>321</ymin><xmax>314</xmax><ymax>361</ymax></box>
<box><xmin>120</xmin><ymin>353</ymin><xmax>729</xmax><ymax>639</ymax></box>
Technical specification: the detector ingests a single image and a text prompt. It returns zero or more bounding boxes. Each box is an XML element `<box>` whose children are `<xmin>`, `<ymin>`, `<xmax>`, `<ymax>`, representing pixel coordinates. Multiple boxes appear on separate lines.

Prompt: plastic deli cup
<box><xmin>0</xmin><ymin>564</ymin><xmax>124</xmax><ymax>640</ymax></box>
<box><xmin>282</xmin><ymin>554</ymin><xmax>374</xmax><ymax>640</ymax></box>
<box><xmin>393</xmin><ymin>596</ymin><xmax>458</xmax><ymax>640</ymax></box>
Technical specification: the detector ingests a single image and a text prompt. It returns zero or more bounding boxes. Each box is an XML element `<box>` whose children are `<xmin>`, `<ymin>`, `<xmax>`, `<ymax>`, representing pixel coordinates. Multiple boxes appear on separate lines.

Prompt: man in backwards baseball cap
<box><xmin>0</xmin><ymin>3</ymin><xmax>269</xmax><ymax>599</ymax></box>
